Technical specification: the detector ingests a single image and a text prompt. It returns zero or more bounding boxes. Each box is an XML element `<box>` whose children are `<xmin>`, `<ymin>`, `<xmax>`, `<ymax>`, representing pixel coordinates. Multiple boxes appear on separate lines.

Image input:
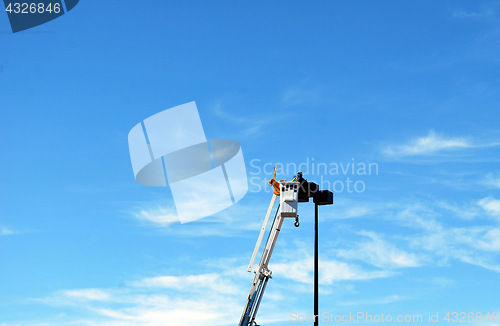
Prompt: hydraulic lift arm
<box><xmin>238</xmin><ymin>175</ymin><xmax>300</xmax><ymax>326</ymax></box>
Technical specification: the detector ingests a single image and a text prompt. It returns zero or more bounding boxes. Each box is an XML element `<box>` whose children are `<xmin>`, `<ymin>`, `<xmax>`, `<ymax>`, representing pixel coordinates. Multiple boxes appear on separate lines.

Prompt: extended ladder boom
<box><xmin>247</xmin><ymin>194</ymin><xmax>277</xmax><ymax>273</ymax></box>
<box><xmin>238</xmin><ymin>181</ymin><xmax>300</xmax><ymax>326</ymax></box>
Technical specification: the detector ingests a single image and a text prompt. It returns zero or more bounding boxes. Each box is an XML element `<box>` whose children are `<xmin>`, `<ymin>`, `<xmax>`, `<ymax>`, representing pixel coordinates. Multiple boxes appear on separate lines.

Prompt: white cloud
<box><xmin>281</xmin><ymin>85</ymin><xmax>320</xmax><ymax>107</ymax></box>
<box><xmin>453</xmin><ymin>10</ymin><xmax>494</xmax><ymax>19</ymax></box>
<box><xmin>23</xmin><ymin>241</ymin><xmax>402</xmax><ymax>326</ymax></box>
<box><xmin>271</xmin><ymin>257</ymin><xmax>391</xmax><ymax>286</ymax></box>
<box><xmin>338</xmin><ymin>294</ymin><xmax>404</xmax><ymax>307</ymax></box>
<box><xmin>34</xmin><ymin>272</ymin><xmax>247</xmax><ymax>326</ymax></box>
<box><xmin>336</xmin><ymin>231</ymin><xmax>423</xmax><ymax>269</ymax></box>
<box><xmin>213</xmin><ymin>101</ymin><xmax>271</xmax><ymax>137</ymax></box>
<box><xmin>0</xmin><ymin>226</ymin><xmax>16</xmax><ymax>236</ymax></box>
<box><xmin>266</xmin><ymin>240</ymin><xmax>394</xmax><ymax>288</ymax></box>
<box><xmin>437</xmin><ymin>201</ymin><xmax>479</xmax><ymax>220</ymax></box>
<box><xmin>482</xmin><ymin>173</ymin><xmax>500</xmax><ymax>189</ymax></box>
<box><xmin>427</xmin><ymin>277</ymin><xmax>455</xmax><ymax>288</ymax></box>
<box><xmin>318</xmin><ymin>198</ymin><xmax>500</xmax><ymax>273</ymax></box>
<box><xmin>478</xmin><ymin>197</ymin><xmax>500</xmax><ymax>217</ymax></box>
<box><xmin>320</xmin><ymin>260</ymin><xmax>392</xmax><ymax>283</ymax></box>
<box><xmin>403</xmin><ymin>217</ymin><xmax>500</xmax><ymax>272</ymax></box>
<box><xmin>351</xmin><ymin>199</ymin><xmax>500</xmax><ymax>273</ymax></box>
<box><xmin>383</xmin><ymin>130</ymin><xmax>471</xmax><ymax>157</ymax></box>
<box><xmin>62</xmin><ymin>289</ymin><xmax>113</xmax><ymax>301</ymax></box>
<box><xmin>133</xmin><ymin>273</ymin><xmax>241</xmax><ymax>295</ymax></box>
<box><xmin>463</xmin><ymin>228</ymin><xmax>500</xmax><ymax>252</ymax></box>
<box><xmin>396</xmin><ymin>203</ymin><xmax>442</xmax><ymax>231</ymax></box>
<box><xmin>417</xmin><ymin>225</ymin><xmax>500</xmax><ymax>254</ymax></box>
<box><xmin>328</xmin><ymin>205</ymin><xmax>373</xmax><ymax>220</ymax></box>
<box><xmin>128</xmin><ymin>198</ymin><xmax>269</xmax><ymax>237</ymax></box>
<box><xmin>132</xmin><ymin>206</ymin><xmax>179</xmax><ymax>226</ymax></box>
<box><xmin>315</xmin><ymin>198</ymin><xmax>500</xmax><ymax>274</ymax></box>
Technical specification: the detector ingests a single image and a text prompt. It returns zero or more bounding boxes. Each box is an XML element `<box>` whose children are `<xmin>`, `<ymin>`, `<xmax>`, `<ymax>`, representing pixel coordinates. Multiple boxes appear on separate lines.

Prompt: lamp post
<box><xmin>315</xmin><ymin>202</ymin><xmax>319</xmax><ymax>326</ymax></box>
<box><xmin>298</xmin><ymin>180</ymin><xmax>333</xmax><ymax>326</ymax></box>
<box><xmin>312</xmin><ymin>189</ymin><xmax>334</xmax><ymax>326</ymax></box>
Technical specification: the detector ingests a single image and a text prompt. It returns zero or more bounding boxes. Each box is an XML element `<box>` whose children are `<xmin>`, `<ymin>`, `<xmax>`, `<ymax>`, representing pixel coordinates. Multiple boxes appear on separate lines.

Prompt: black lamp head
<box><xmin>313</xmin><ymin>190</ymin><xmax>334</xmax><ymax>205</ymax></box>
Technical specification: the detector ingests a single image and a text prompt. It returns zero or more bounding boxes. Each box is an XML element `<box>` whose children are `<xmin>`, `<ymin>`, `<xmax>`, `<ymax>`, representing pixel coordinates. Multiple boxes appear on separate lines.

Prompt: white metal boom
<box><xmin>238</xmin><ymin>181</ymin><xmax>299</xmax><ymax>326</ymax></box>
<box><xmin>247</xmin><ymin>194</ymin><xmax>277</xmax><ymax>272</ymax></box>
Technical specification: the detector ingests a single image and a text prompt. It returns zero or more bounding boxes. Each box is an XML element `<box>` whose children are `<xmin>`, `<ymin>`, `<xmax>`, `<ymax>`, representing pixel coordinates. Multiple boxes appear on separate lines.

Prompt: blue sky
<box><xmin>1</xmin><ymin>1</ymin><xmax>500</xmax><ymax>325</ymax></box>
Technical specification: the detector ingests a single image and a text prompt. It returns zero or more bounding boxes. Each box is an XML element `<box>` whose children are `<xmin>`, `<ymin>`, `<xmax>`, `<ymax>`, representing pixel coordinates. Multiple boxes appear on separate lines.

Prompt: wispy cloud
<box><xmin>383</xmin><ymin>130</ymin><xmax>472</xmax><ymax>157</ymax></box>
<box><xmin>127</xmin><ymin>198</ymin><xmax>270</xmax><ymax>237</ymax></box>
<box><xmin>213</xmin><ymin>101</ymin><xmax>271</xmax><ymax>137</ymax></box>
<box><xmin>336</xmin><ymin>231</ymin><xmax>423</xmax><ymax>269</ymax></box>
<box><xmin>1</xmin><ymin>225</ymin><xmax>16</xmax><ymax>236</ymax></box>
<box><xmin>482</xmin><ymin>173</ymin><xmax>500</xmax><ymax>189</ymax></box>
<box><xmin>281</xmin><ymin>85</ymin><xmax>321</xmax><ymax>107</ymax></box>
<box><xmin>453</xmin><ymin>10</ymin><xmax>494</xmax><ymax>19</ymax></box>
<box><xmin>395</xmin><ymin>202</ymin><xmax>443</xmax><ymax>231</ymax></box>
<box><xmin>320</xmin><ymin>260</ymin><xmax>392</xmax><ymax>283</ymax></box>
<box><xmin>338</xmin><ymin>294</ymin><xmax>404</xmax><ymax>307</ymax></box>
<box><xmin>132</xmin><ymin>206</ymin><xmax>179</xmax><ymax>226</ymax></box>
<box><xmin>272</xmin><ymin>253</ymin><xmax>392</xmax><ymax>287</ymax></box>
<box><xmin>328</xmin><ymin>198</ymin><xmax>500</xmax><ymax>273</ymax></box>
<box><xmin>30</xmin><ymin>253</ymin><xmax>372</xmax><ymax>326</ymax></box>
<box><xmin>436</xmin><ymin>201</ymin><xmax>480</xmax><ymax>220</ymax></box>
<box><xmin>19</xmin><ymin>234</ymin><xmax>409</xmax><ymax>326</ymax></box>
<box><xmin>133</xmin><ymin>273</ymin><xmax>240</xmax><ymax>295</ymax></box>
<box><xmin>478</xmin><ymin>197</ymin><xmax>500</xmax><ymax>217</ymax></box>
<box><xmin>319</xmin><ymin>199</ymin><xmax>389</xmax><ymax>221</ymax></box>
<box><xmin>61</xmin><ymin>289</ymin><xmax>113</xmax><ymax>302</ymax></box>
<box><xmin>34</xmin><ymin>269</ymin><xmax>249</xmax><ymax>326</ymax></box>
<box><xmin>394</xmin><ymin>201</ymin><xmax>500</xmax><ymax>272</ymax></box>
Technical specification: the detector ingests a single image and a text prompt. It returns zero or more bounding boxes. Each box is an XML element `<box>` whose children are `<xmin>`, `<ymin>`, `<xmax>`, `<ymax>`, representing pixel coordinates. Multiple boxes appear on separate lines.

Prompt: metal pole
<box><xmin>314</xmin><ymin>202</ymin><xmax>319</xmax><ymax>326</ymax></box>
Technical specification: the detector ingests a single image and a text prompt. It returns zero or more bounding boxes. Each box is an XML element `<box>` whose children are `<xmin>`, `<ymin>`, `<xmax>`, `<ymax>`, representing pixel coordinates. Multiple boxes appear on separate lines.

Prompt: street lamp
<box><xmin>298</xmin><ymin>180</ymin><xmax>334</xmax><ymax>326</ymax></box>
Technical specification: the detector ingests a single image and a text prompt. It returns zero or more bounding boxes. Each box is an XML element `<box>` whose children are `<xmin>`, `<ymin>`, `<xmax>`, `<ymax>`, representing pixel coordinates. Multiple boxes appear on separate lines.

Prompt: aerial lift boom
<box><xmin>238</xmin><ymin>170</ymin><xmax>300</xmax><ymax>326</ymax></box>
